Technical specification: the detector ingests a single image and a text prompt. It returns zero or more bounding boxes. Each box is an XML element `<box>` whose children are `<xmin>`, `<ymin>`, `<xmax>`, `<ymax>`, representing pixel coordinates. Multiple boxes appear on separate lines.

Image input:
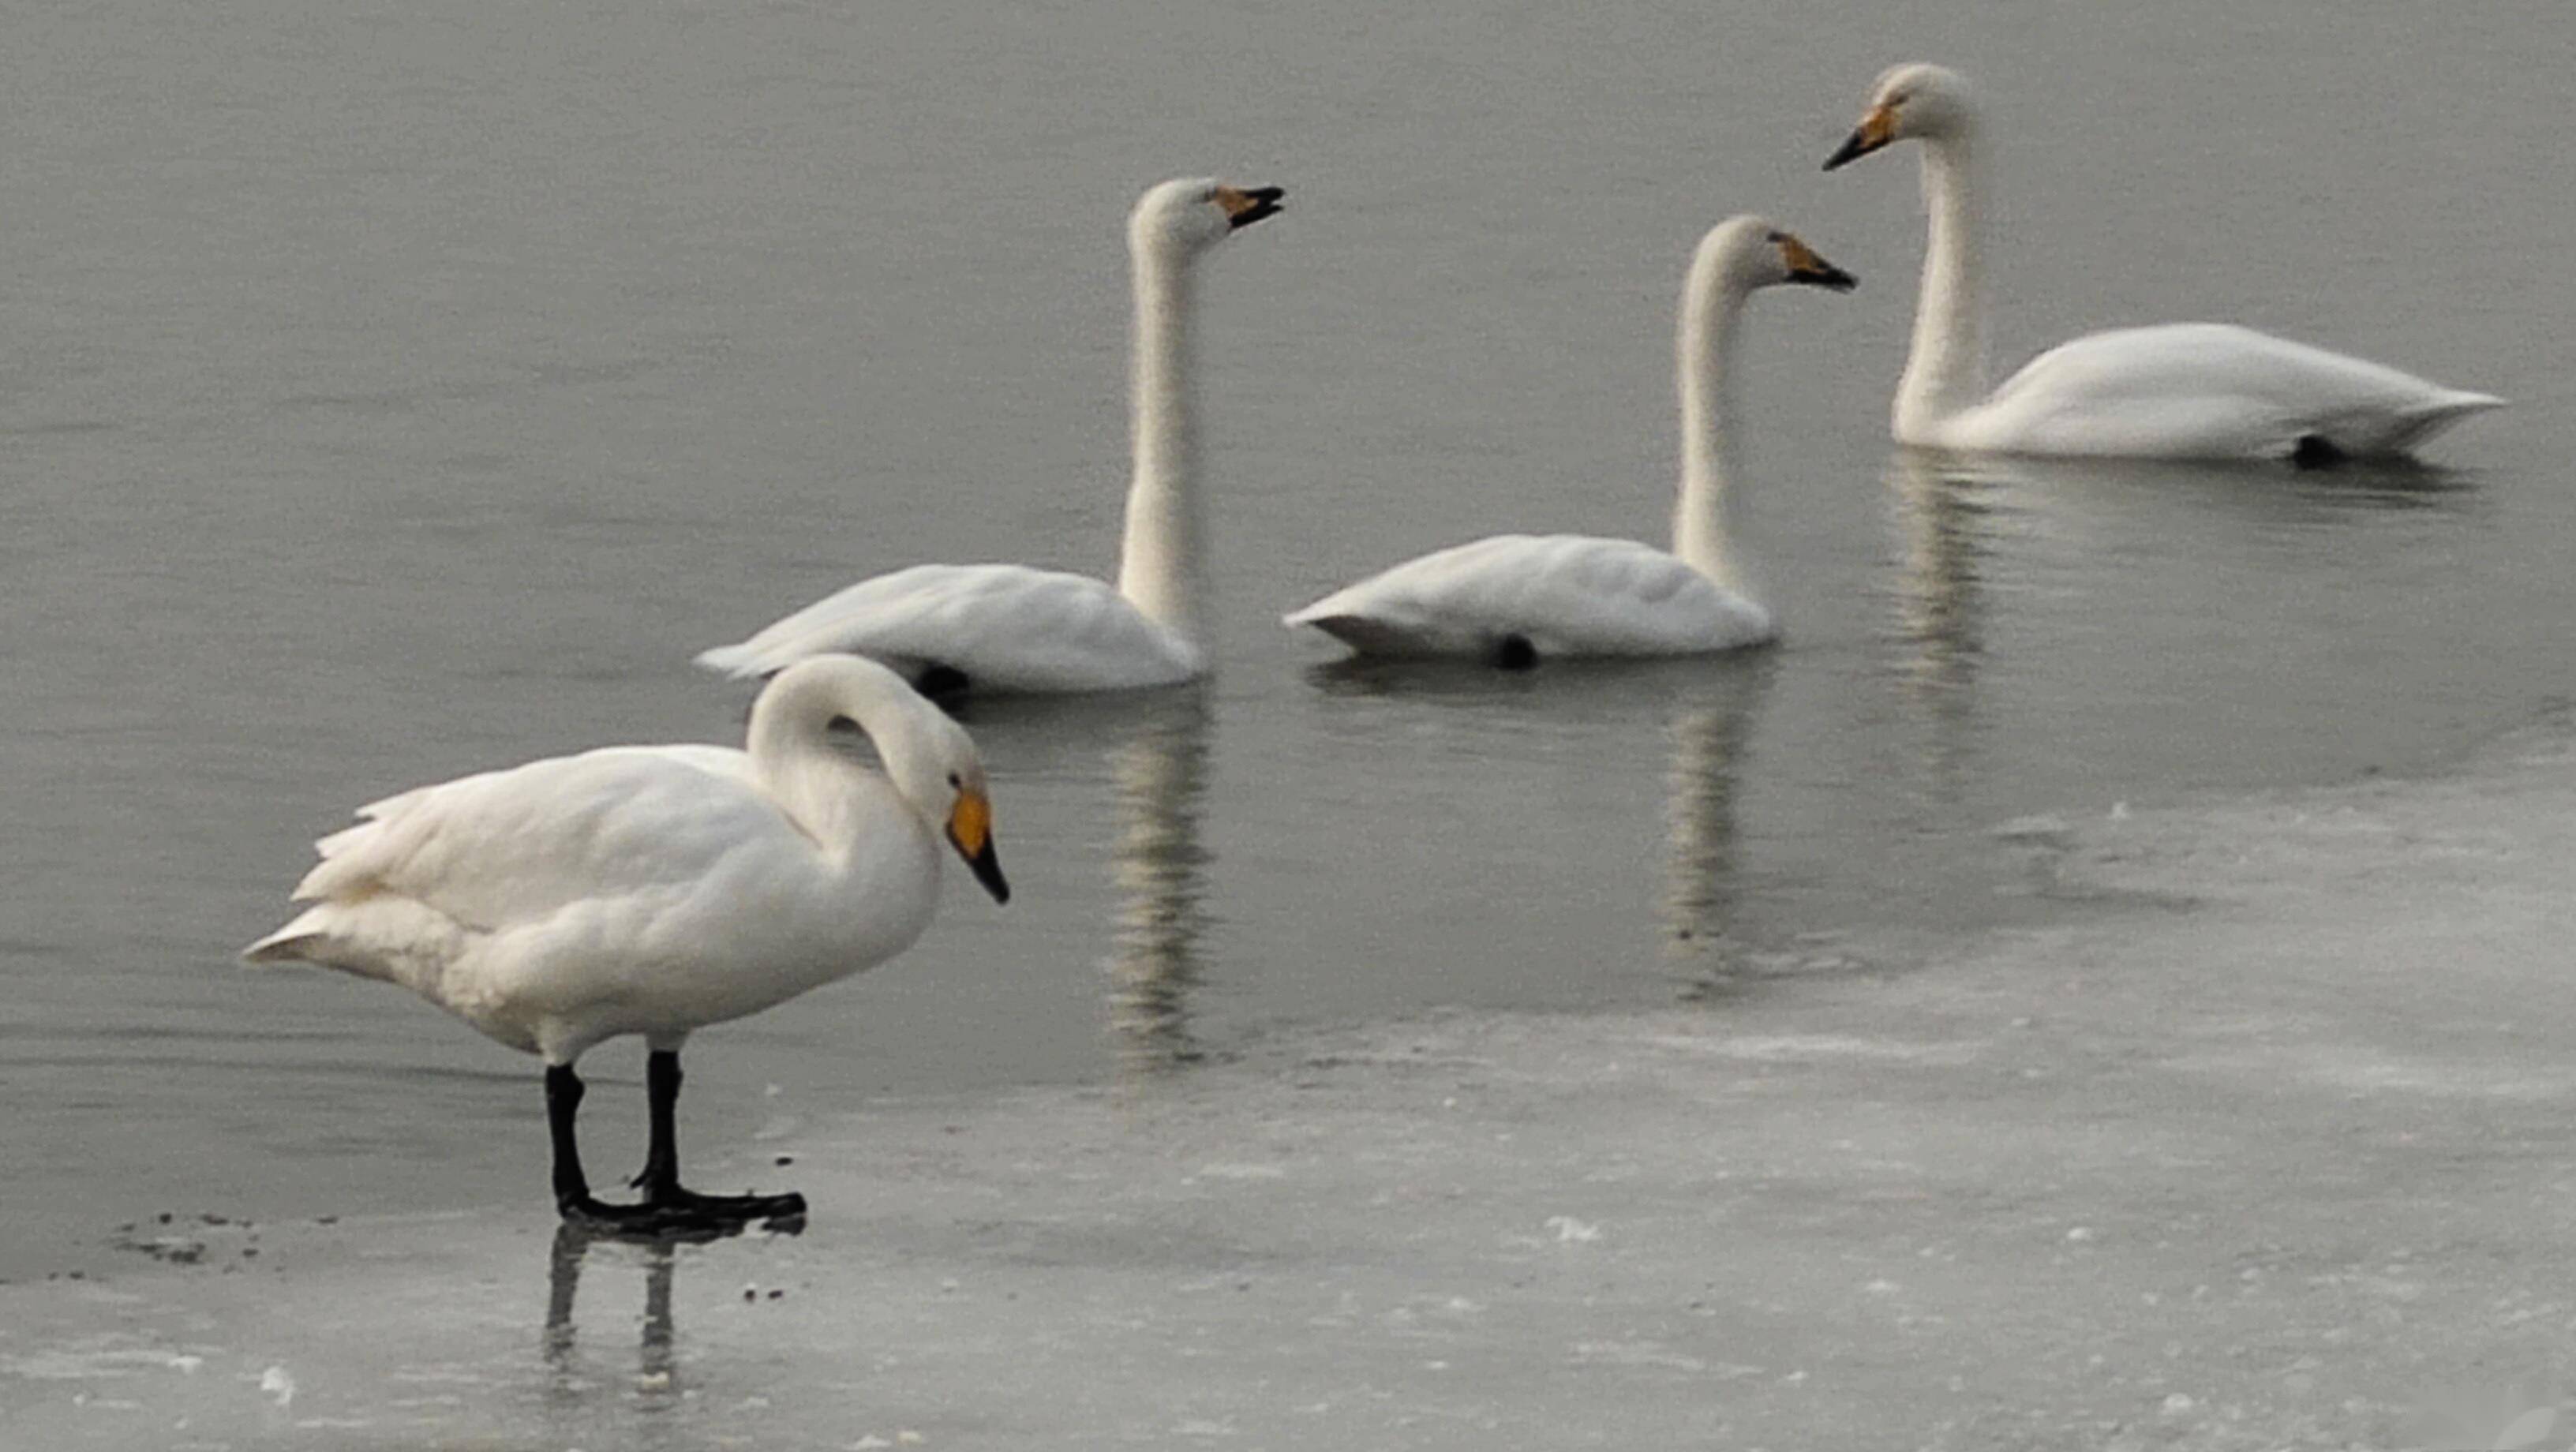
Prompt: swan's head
<box><xmin>1129</xmin><ymin>176</ymin><xmax>1286</xmax><ymax>258</ymax></box>
<box><xmin>1824</xmin><ymin>62</ymin><xmax>1975</xmax><ymax>169</ymax></box>
<box><xmin>766</xmin><ymin>655</ymin><xmax>1011</xmax><ymax>904</ymax></box>
<box><xmin>1696</xmin><ymin>215</ymin><xmax>1859</xmax><ymax>299</ymax></box>
<box><xmin>883</xmin><ymin>709</ymin><xmax>1009</xmax><ymax>904</ymax></box>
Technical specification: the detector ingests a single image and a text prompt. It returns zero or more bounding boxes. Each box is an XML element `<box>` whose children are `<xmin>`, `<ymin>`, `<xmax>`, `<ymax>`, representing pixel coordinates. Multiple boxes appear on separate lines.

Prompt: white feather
<box><xmin>243</xmin><ymin>656</ymin><xmax>991</xmax><ymax>1065</ymax></box>
<box><xmin>1945</xmin><ymin>323</ymin><xmax>2503</xmax><ymax>458</ymax></box>
<box><xmin>695</xmin><ymin>563</ymin><xmax>1197</xmax><ymax>690</ymax></box>
<box><xmin>699</xmin><ymin>178</ymin><xmax>1275</xmax><ymax>693</ymax></box>
<box><xmin>1284</xmin><ymin>215</ymin><xmax>1832</xmax><ymax>661</ymax></box>
<box><xmin>1839</xmin><ymin>63</ymin><xmax>2500</xmax><ymax>460</ymax></box>
<box><xmin>1286</xmin><ymin>534</ymin><xmax>1773</xmax><ymax>657</ymax></box>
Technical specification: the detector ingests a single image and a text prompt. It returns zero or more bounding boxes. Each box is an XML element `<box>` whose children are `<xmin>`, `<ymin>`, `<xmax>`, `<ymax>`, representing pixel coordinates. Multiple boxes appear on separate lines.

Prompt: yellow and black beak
<box><xmin>1775</xmin><ymin>233</ymin><xmax>1859</xmax><ymax>293</ymax></box>
<box><xmin>1823</xmin><ymin>103</ymin><xmax>1900</xmax><ymax>170</ymax></box>
<box><xmin>945</xmin><ymin>788</ymin><xmax>1009</xmax><ymax>904</ymax></box>
<box><xmin>1214</xmin><ymin>183</ymin><xmax>1286</xmax><ymax>230</ymax></box>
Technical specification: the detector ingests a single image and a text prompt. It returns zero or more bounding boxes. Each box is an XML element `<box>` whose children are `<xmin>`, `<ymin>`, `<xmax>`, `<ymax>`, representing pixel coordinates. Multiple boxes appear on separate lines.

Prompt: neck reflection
<box><xmin>1103</xmin><ymin>691</ymin><xmax>1215</xmax><ymax>1080</ymax></box>
<box><xmin>1660</xmin><ymin>658</ymin><xmax>1777</xmax><ymax>999</ymax></box>
<box><xmin>1883</xmin><ymin>451</ymin><xmax>1994</xmax><ymax>805</ymax></box>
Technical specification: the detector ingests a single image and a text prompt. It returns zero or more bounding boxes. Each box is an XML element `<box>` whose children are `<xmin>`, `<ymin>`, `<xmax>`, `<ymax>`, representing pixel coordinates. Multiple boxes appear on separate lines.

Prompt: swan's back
<box><xmin>248</xmin><ymin>744</ymin><xmax>938</xmax><ymax>1055</ymax></box>
<box><xmin>1285</xmin><ymin>534</ymin><xmax>1774</xmax><ymax>659</ymax></box>
<box><xmin>698</xmin><ymin>563</ymin><xmax>1198</xmax><ymax>691</ymax></box>
<box><xmin>1953</xmin><ymin>323</ymin><xmax>2502</xmax><ymax>459</ymax></box>
<box><xmin>281</xmin><ymin>748</ymin><xmax>802</xmax><ymax>939</ymax></box>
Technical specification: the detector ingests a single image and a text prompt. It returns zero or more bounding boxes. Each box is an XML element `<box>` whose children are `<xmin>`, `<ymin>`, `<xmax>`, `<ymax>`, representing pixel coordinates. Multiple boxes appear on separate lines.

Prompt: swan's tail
<box><xmin>241</xmin><ymin>900</ymin><xmax>464</xmax><ymax>991</ymax></box>
<box><xmin>242</xmin><ymin>922</ymin><xmax>328</xmax><ymax>967</ymax></box>
<box><xmin>1281</xmin><ymin>599</ymin><xmax>1358</xmax><ymax>637</ymax></box>
<box><xmin>2303</xmin><ymin>389</ymin><xmax>2503</xmax><ymax>459</ymax></box>
<box><xmin>1283</xmin><ymin>608</ymin><xmax>1434</xmax><ymax>657</ymax></box>
<box><xmin>694</xmin><ymin>641</ymin><xmax>769</xmax><ymax>679</ymax></box>
<box><xmin>2409</xmin><ymin>389</ymin><xmax>2505</xmax><ymax>428</ymax></box>
<box><xmin>2379</xmin><ymin>390</ymin><xmax>2505</xmax><ymax>454</ymax></box>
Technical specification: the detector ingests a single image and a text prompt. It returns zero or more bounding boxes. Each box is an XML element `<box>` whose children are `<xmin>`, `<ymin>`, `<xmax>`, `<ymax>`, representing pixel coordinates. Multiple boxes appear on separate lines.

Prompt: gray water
<box><xmin>6</xmin><ymin>0</ymin><xmax>2572</xmax><ymax>1274</ymax></box>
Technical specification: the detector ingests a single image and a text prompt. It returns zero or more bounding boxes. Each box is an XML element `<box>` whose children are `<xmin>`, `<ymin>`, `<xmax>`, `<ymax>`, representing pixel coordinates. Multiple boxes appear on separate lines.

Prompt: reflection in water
<box><xmin>1877</xmin><ymin>444</ymin><xmax>2485</xmax><ymax>811</ymax></box>
<box><xmin>1102</xmin><ymin>693</ymin><xmax>1214</xmax><ymax>1078</ymax></box>
<box><xmin>545</xmin><ymin>1223</ymin><xmax>684</xmax><ymax>1405</ymax></box>
<box><xmin>543</xmin><ymin>1218</ymin><xmax>791</xmax><ymax>1425</ymax></box>
<box><xmin>941</xmin><ymin>684</ymin><xmax>1218</xmax><ymax>1082</ymax></box>
<box><xmin>1299</xmin><ymin>650</ymin><xmax>1782</xmax><ymax>998</ymax></box>
<box><xmin>1884</xmin><ymin>451</ymin><xmax>1996</xmax><ymax>806</ymax></box>
<box><xmin>1660</xmin><ymin>659</ymin><xmax>1777</xmax><ymax>999</ymax></box>
<box><xmin>1885</xmin><ymin>451</ymin><xmax>1990</xmax><ymax>704</ymax></box>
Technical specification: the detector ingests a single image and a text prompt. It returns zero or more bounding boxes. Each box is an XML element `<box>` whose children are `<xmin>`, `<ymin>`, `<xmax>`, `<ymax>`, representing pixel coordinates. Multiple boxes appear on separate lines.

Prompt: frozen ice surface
<box><xmin>9</xmin><ymin>731</ymin><xmax>2576</xmax><ymax>1449</ymax></box>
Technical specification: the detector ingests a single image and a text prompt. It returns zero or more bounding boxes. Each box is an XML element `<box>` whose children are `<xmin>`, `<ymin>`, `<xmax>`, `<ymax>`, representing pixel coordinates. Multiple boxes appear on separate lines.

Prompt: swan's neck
<box><xmin>747</xmin><ymin>683</ymin><xmax>877</xmax><ymax>851</ymax></box>
<box><xmin>1897</xmin><ymin>132</ymin><xmax>1989</xmax><ymax>441</ymax></box>
<box><xmin>1114</xmin><ymin>242</ymin><xmax>1206</xmax><ymax>647</ymax></box>
<box><xmin>1674</xmin><ymin>268</ymin><xmax>1751</xmax><ymax>593</ymax></box>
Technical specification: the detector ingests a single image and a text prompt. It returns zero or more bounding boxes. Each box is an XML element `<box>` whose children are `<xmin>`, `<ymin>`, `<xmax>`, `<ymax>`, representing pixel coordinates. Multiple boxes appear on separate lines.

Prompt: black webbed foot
<box><xmin>558</xmin><ymin>1187</ymin><xmax>805</xmax><ymax>1241</ymax></box>
<box><xmin>549</xmin><ymin>1054</ymin><xmax>807</xmax><ymax>1242</ymax></box>
<box><xmin>2291</xmin><ymin>435</ymin><xmax>2347</xmax><ymax>470</ymax></box>
<box><xmin>913</xmin><ymin>663</ymin><xmax>972</xmax><ymax>700</ymax></box>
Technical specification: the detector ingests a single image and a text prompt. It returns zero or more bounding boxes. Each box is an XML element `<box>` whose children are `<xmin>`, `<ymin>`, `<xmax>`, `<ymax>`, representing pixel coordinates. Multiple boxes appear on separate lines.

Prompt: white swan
<box><xmin>696</xmin><ymin>177</ymin><xmax>1284</xmax><ymax>694</ymax></box>
<box><xmin>242</xmin><ymin>654</ymin><xmax>1010</xmax><ymax>1233</ymax></box>
<box><xmin>1824</xmin><ymin>63</ymin><xmax>2502</xmax><ymax>462</ymax></box>
<box><xmin>1282</xmin><ymin>217</ymin><xmax>1854</xmax><ymax>663</ymax></box>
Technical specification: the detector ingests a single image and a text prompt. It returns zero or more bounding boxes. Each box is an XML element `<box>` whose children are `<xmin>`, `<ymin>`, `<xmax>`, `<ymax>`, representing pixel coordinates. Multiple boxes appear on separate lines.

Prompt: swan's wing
<box><xmin>697</xmin><ymin>563</ymin><xmax>1198</xmax><ymax>691</ymax></box>
<box><xmin>1285</xmin><ymin>535</ymin><xmax>1772</xmax><ymax>657</ymax></box>
<box><xmin>1964</xmin><ymin>324</ymin><xmax>2502</xmax><ymax>458</ymax></box>
<box><xmin>319</xmin><ymin>745</ymin><xmax>751</xmax><ymax>861</ymax></box>
<box><xmin>286</xmin><ymin>746</ymin><xmax>788</xmax><ymax>930</ymax></box>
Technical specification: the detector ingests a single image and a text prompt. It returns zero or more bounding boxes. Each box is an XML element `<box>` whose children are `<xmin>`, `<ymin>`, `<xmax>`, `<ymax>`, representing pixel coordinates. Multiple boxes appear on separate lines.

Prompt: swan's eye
<box><xmin>946</xmin><ymin>771</ymin><xmax>962</xmax><ymax>788</ymax></box>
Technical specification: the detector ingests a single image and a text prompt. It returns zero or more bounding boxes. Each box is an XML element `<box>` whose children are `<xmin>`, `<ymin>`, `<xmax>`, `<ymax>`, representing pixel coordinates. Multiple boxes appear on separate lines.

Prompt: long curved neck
<box><xmin>1896</xmin><ymin>130</ymin><xmax>1989</xmax><ymax>440</ymax></box>
<box><xmin>1673</xmin><ymin>260</ymin><xmax>1750</xmax><ymax>593</ymax></box>
<box><xmin>746</xmin><ymin>677</ymin><xmax>882</xmax><ymax>852</ymax></box>
<box><xmin>1114</xmin><ymin>240</ymin><xmax>1206</xmax><ymax>646</ymax></box>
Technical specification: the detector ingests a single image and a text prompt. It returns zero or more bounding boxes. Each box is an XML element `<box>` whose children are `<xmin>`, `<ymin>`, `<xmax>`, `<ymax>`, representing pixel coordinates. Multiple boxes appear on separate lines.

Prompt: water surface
<box><xmin>6</xmin><ymin>0</ymin><xmax>2572</xmax><ymax>1271</ymax></box>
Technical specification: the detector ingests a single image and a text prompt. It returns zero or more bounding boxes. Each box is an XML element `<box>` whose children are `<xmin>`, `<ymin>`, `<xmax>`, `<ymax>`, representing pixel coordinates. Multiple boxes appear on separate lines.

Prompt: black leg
<box><xmin>546</xmin><ymin>1055</ymin><xmax>802</xmax><ymax>1239</ymax></box>
<box><xmin>2292</xmin><ymin>434</ymin><xmax>2346</xmax><ymax>470</ymax></box>
<box><xmin>631</xmin><ymin>1049</ymin><xmax>683</xmax><ymax>1196</ymax></box>
<box><xmin>914</xmin><ymin>663</ymin><xmax>972</xmax><ymax>701</ymax></box>
<box><xmin>547</xmin><ymin>1064</ymin><xmax>593</xmax><ymax>1214</ymax></box>
<box><xmin>626</xmin><ymin>1048</ymin><xmax>807</xmax><ymax>1225</ymax></box>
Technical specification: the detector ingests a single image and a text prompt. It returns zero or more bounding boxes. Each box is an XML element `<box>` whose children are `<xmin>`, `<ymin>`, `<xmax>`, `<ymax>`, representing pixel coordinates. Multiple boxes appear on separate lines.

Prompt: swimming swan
<box><xmin>1824</xmin><ymin>63</ymin><xmax>2501</xmax><ymax>462</ymax></box>
<box><xmin>1282</xmin><ymin>217</ymin><xmax>1854</xmax><ymax>663</ymax></box>
<box><xmin>696</xmin><ymin>178</ymin><xmax>1284</xmax><ymax>694</ymax></box>
<box><xmin>243</xmin><ymin>654</ymin><xmax>1011</xmax><ymax>1233</ymax></box>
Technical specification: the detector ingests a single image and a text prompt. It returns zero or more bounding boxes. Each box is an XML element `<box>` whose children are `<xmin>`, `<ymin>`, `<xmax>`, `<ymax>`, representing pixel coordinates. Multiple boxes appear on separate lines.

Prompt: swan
<box><xmin>1824</xmin><ymin>63</ymin><xmax>2502</xmax><ymax>462</ymax></box>
<box><xmin>242</xmin><ymin>654</ymin><xmax>1012</xmax><ymax>1234</ymax></box>
<box><xmin>696</xmin><ymin>177</ymin><xmax>1285</xmax><ymax>694</ymax></box>
<box><xmin>1282</xmin><ymin>216</ymin><xmax>1855</xmax><ymax>663</ymax></box>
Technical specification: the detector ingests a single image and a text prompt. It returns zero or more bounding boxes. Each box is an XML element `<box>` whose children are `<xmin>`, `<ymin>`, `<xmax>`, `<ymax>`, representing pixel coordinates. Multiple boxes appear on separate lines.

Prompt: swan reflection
<box><xmin>546</xmin><ymin>1224</ymin><xmax>682</xmax><ymax>1394</ymax></box>
<box><xmin>1880</xmin><ymin>451</ymin><xmax>1999</xmax><ymax>810</ymax></box>
<box><xmin>543</xmin><ymin>1218</ymin><xmax>780</xmax><ymax>1410</ymax></box>
<box><xmin>1659</xmin><ymin>659</ymin><xmax>1776</xmax><ymax>998</ymax></box>
<box><xmin>1885</xmin><ymin>451</ymin><xmax>1990</xmax><ymax>705</ymax></box>
<box><xmin>1102</xmin><ymin>692</ymin><xmax>1214</xmax><ymax>1078</ymax></box>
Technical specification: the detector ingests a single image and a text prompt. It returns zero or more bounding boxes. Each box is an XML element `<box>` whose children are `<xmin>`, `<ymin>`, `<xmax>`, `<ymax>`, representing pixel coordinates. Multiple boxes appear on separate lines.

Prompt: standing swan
<box><xmin>1283</xmin><ymin>217</ymin><xmax>1854</xmax><ymax>663</ymax></box>
<box><xmin>243</xmin><ymin>655</ymin><xmax>1012</xmax><ymax>1234</ymax></box>
<box><xmin>697</xmin><ymin>178</ymin><xmax>1285</xmax><ymax>694</ymax></box>
<box><xmin>1824</xmin><ymin>63</ymin><xmax>2501</xmax><ymax>462</ymax></box>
